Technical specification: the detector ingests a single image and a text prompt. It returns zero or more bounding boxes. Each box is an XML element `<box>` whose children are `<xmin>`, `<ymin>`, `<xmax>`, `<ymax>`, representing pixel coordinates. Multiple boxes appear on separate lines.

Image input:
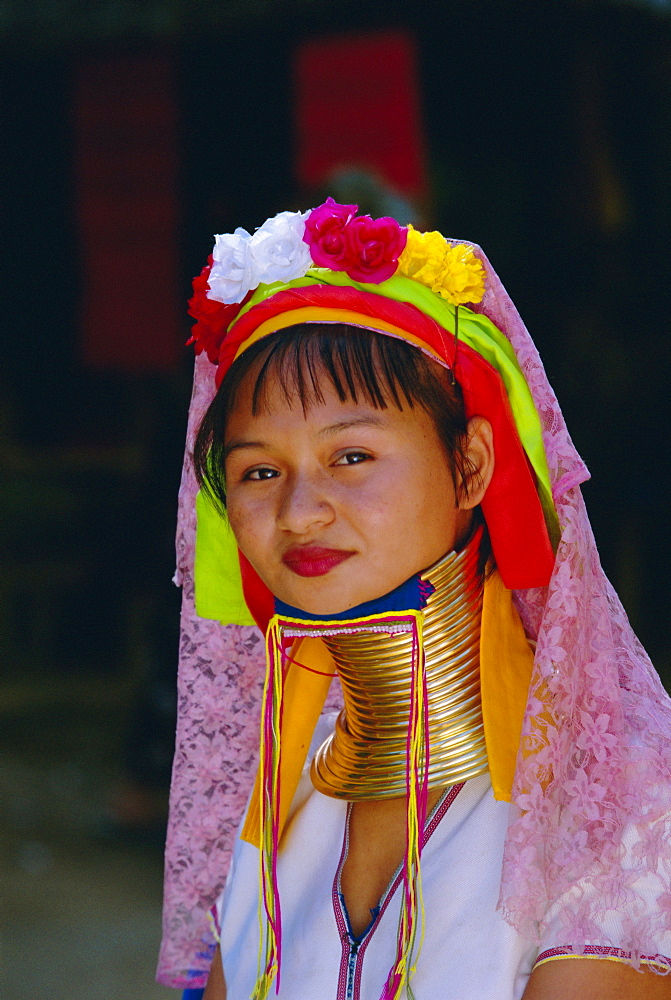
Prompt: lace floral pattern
<box><xmin>157</xmin><ymin>255</ymin><xmax>671</xmax><ymax>987</ymax></box>
<box><xmin>473</xmin><ymin>248</ymin><xmax>671</xmax><ymax>967</ymax></box>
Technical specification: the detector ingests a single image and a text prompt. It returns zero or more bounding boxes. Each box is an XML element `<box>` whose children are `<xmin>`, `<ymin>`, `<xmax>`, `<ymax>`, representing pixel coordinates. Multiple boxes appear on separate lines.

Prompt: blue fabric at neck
<box><xmin>274</xmin><ymin>572</ymin><xmax>434</xmax><ymax>622</ymax></box>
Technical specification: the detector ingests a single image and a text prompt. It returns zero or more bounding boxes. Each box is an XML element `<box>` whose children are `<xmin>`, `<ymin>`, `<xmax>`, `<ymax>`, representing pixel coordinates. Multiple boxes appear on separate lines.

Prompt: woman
<box><xmin>158</xmin><ymin>200</ymin><xmax>671</xmax><ymax>999</ymax></box>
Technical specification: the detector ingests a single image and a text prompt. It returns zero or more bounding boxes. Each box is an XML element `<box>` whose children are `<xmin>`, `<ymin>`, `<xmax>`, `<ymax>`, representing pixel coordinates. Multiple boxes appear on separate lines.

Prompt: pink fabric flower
<box><xmin>576</xmin><ymin>710</ymin><xmax>619</xmax><ymax>763</ymax></box>
<box><xmin>563</xmin><ymin>767</ymin><xmax>608</xmax><ymax>820</ymax></box>
<box><xmin>303</xmin><ymin>197</ymin><xmax>358</xmax><ymax>270</ymax></box>
<box><xmin>344</xmin><ymin>214</ymin><xmax>408</xmax><ymax>283</ymax></box>
<box><xmin>303</xmin><ymin>197</ymin><xmax>408</xmax><ymax>284</ymax></box>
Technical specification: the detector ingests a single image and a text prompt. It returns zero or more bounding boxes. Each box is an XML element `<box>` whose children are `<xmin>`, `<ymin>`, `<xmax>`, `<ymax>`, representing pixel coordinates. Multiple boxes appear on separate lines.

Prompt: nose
<box><xmin>276</xmin><ymin>470</ymin><xmax>335</xmax><ymax>535</ymax></box>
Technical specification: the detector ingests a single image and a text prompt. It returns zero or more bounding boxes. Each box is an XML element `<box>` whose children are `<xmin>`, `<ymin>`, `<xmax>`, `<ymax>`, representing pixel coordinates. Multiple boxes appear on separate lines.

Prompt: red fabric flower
<box><xmin>186</xmin><ymin>255</ymin><xmax>243</xmax><ymax>364</ymax></box>
<box><xmin>304</xmin><ymin>198</ymin><xmax>407</xmax><ymax>284</ymax></box>
<box><xmin>344</xmin><ymin>215</ymin><xmax>408</xmax><ymax>283</ymax></box>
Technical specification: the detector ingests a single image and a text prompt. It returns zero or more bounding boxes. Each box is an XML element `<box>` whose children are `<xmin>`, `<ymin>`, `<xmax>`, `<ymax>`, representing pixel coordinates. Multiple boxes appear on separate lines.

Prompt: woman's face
<box><xmin>224</xmin><ymin>367</ymin><xmax>480</xmax><ymax>616</ymax></box>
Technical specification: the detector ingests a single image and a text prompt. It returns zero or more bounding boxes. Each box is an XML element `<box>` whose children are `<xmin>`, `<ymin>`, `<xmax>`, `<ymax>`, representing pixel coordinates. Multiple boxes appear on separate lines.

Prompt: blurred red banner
<box><xmin>295</xmin><ymin>30</ymin><xmax>427</xmax><ymax>198</ymax></box>
<box><xmin>74</xmin><ymin>52</ymin><xmax>181</xmax><ymax>370</ymax></box>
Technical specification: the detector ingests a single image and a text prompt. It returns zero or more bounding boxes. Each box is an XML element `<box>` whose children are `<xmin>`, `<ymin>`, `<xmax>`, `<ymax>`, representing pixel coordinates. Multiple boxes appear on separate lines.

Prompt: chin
<box><xmin>274</xmin><ymin>578</ymin><xmax>363</xmax><ymax>617</ymax></box>
<box><xmin>281</xmin><ymin>592</ymin><xmax>354</xmax><ymax>617</ymax></box>
<box><xmin>283</xmin><ymin>579</ymin><xmax>398</xmax><ymax>617</ymax></box>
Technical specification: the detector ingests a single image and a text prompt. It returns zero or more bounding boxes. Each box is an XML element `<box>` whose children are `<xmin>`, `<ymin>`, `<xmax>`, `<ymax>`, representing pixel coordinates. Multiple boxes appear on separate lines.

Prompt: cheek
<box><xmin>406</xmin><ymin>454</ymin><xmax>459</xmax><ymax>539</ymax></box>
<box><xmin>225</xmin><ymin>492</ymin><xmax>269</xmax><ymax>553</ymax></box>
<box><xmin>334</xmin><ymin>471</ymin><xmax>401</xmax><ymax>534</ymax></box>
<box><xmin>342</xmin><ymin>457</ymin><xmax>446</xmax><ymax>542</ymax></box>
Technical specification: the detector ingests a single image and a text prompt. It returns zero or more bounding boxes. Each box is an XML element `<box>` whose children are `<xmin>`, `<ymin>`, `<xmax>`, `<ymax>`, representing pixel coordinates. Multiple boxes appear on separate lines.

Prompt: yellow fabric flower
<box><xmin>435</xmin><ymin>244</ymin><xmax>486</xmax><ymax>305</ymax></box>
<box><xmin>397</xmin><ymin>228</ymin><xmax>486</xmax><ymax>306</ymax></box>
<box><xmin>397</xmin><ymin>225</ymin><xmax>447</xmax><ymax>286</ymax></box>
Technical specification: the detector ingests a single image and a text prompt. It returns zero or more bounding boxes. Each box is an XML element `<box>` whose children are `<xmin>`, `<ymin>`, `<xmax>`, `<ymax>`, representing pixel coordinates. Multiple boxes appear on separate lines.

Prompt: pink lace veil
<box><xmin>157</xmin><ymin>245</ymin><xmax>671</xmax><ymax>989</ymax></box>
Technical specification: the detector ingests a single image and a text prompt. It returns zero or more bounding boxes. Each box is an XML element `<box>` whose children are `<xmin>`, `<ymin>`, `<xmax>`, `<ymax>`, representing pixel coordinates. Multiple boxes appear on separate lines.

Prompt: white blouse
<box><xmin>212</xmin><ymin>717</ymin><xmax>671</xmax><ymax>1000</ymax></box>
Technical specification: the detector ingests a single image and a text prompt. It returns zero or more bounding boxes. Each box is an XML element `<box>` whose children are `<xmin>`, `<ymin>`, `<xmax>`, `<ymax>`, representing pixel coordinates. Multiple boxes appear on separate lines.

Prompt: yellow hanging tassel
<box><xmin>252</xmin><ymin>617</ymin><xmax>284</xmax><ymax>1000</ymax></box>
<box><xmin>383</xmin><ymin>611</ymin><xmax>428</xmax><ymax>1000</ymax></box>
<box><xmin>252</xmin><ymin>610</ymin><xmax>430</xmax><ymax>1000</ymax></box>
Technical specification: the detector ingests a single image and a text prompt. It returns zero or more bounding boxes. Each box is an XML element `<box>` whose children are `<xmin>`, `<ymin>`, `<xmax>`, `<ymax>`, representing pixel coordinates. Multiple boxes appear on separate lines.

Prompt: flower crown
<box><xmin>187</xmin><ymin>197</ymin><xmax>486</xmax><ymax>364</ymax></box>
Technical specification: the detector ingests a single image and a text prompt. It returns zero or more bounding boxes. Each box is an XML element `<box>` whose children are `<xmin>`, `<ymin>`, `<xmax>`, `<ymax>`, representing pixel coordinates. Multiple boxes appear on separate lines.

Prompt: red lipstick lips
<box><xmin>282</xmin><ymin>545</ymin><xmax>354</xmax><ymax>578</ymax></box>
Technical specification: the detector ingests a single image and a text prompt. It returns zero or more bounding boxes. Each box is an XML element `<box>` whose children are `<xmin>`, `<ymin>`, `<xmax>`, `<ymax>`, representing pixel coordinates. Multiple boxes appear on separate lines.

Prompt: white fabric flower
<box><xmin>208</xmin><ymin>228</ymin><xmax>255</xmax><ymax>304</ymax></box>
<box><xmin>250</xmin><ymin>211</ymin><xmax>312</xmax><ymax>286</ymax></box>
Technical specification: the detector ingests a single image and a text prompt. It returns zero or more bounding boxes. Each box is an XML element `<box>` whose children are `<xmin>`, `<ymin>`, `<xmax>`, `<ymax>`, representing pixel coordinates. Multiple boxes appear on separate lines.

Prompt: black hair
<box><xmin>194</xmin><ymin>323</ymin><xmax>481</xmax><ymax>516</ymax></box>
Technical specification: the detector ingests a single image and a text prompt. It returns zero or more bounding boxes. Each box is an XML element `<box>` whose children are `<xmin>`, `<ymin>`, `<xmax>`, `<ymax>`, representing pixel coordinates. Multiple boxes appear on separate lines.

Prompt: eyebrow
<box><xmin>316</xmin><ymin>415</ymin><xmax>388</xmax><ymax>438</ymax></box>
<box><xmin>223</xmin><ymin>415</ymin><xmax>388</xmax><ymax>460</ymax></box>
<box><xmin>223</xmin><ymin>439</ymin><xmax>268</xmax><ymax>460</ymax></box>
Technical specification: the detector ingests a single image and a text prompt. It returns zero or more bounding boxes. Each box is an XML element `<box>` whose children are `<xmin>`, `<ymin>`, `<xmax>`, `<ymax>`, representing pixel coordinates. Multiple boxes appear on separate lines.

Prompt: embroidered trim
<box><xmin>333</xmin><ymin>783</ymin><xmax>465</xmax><ymax>1000</ymax></box>
<box><xmin>535</xmin><ymin>946</ymin><xmax>671</xmax><ymax>973</ymax></box>
<box><xmin>282</xmin><ymin>624</ymin><xmax>414</xmax><ymax>639</ymax></box>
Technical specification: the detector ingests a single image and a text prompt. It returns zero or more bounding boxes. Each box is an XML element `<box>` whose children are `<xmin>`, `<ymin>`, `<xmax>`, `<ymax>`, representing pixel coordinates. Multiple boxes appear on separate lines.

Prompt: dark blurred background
<box><xmin>2</xmin><ymin>1</ymin><xmax>670</xmax><ymax>997</ymax></box>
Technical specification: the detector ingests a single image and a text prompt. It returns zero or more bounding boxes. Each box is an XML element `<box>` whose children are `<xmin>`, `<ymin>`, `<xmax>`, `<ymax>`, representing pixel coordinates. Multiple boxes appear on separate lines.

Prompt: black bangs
<box><xmin>251</xmin><ymin>324</ymin><xmax>415</xmax><ymax>413</ymax></box>
<box><xmin>194</xmin><ymin>323</ymin><xmax>469</xmax><ymax>513</ymax></box>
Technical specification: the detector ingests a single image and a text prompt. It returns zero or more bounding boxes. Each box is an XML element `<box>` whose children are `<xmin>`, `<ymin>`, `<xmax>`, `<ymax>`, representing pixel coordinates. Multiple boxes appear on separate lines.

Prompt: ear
<box><xmin>458</xmin><ymin>416</ymin><xmax>495</xmax><ymax>510</ymax></box>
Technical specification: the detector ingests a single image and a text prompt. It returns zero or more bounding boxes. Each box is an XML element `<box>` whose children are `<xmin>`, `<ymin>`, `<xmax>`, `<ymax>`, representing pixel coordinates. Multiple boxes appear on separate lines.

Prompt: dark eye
<box><xmin>244</xmin><ymin>467</ymin><xmax>279</xmax><ymax>481</ymax></box>
<box><xmin>333</xmin><ymin>451</ymin><xmax>371</xmax><ymax>466</ymax></box>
